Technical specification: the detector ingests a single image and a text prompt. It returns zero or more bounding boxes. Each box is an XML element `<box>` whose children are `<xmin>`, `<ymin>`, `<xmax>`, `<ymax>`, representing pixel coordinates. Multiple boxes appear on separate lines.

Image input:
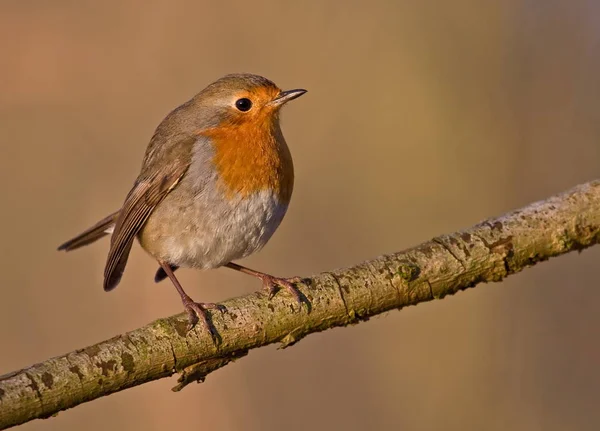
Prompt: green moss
<box><xmin>121</xmin><ymin>352</ymin><xmax>135</xmax><ymax>373</ymax></box>
<box><xmin>396</xmin><ymin>263</ymin><xmax>421</xmax><ymax>282</ymax></box>
<box><xmin>41</xmin><ymin>372</ymin><xmax>54</xmax><ymax>389</ymax></box>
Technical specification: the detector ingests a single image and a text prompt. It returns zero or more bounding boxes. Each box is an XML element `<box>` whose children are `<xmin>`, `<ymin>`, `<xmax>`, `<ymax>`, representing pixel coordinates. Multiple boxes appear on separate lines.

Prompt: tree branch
<box><xmin>1</xmin><ymin>180</ymin><xmax>599</xmax><ymax>429</ymax></box>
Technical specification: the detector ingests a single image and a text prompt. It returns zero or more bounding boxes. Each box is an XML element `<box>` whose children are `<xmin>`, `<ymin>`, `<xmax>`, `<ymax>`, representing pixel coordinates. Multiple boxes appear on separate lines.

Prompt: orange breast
<box><xmin>200</xmin><ymin>114</ymin><xmax>294</xmax><ymax>204</ymax></box>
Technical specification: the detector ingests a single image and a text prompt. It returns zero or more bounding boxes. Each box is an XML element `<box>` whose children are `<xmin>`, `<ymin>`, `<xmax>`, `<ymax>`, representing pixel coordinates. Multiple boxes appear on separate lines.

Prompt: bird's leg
<box><xmin>225</xmin><ymin>262</ymin><xmax>307</xmax><ymax>306</ymax></box>
<box><xmin>158</xmin><ymin>260</ymin><xmax>225</xmax><ymax>341</ymax></box>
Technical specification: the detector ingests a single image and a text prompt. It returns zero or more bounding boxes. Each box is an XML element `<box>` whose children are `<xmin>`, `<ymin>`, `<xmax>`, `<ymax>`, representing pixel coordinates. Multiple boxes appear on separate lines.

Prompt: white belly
<box><xmin>140</xmin><ymin>188</ymin><xmax>288</xmax><ymax>269</ymax></box>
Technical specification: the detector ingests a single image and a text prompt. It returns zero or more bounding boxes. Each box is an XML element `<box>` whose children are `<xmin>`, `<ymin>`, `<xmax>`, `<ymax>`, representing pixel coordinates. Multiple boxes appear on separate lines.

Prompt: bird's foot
<box><xmin>181</xmin><ymin>298</ymin><xmax>227</xmax><ymax>344</ymax></box>
<box><xmin>260</xmin><ymin>275</ymin><xmax>310</xmax><ymax>311</ymax></box>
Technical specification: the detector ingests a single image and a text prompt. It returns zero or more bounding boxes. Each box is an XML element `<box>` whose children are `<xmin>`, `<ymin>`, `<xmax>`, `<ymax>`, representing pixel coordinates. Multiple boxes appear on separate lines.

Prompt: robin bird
<box><xmin>58</xmin><ymin>73</ymin><xmax>307</xmax><ymax>338</ymax></box>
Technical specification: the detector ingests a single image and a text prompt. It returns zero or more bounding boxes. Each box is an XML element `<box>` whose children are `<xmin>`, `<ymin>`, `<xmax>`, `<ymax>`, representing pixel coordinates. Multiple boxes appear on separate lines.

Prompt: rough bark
<box><xmin>1</xmin><ymin>180</ymin><xmax>599</xmax><ymax>430</ymax></box>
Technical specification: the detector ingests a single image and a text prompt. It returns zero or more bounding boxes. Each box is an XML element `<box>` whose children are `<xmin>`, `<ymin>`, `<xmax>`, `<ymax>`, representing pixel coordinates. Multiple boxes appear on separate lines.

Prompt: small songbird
<box><xmin>58</xmin><ymin>74</ymin><xmax>307</xmax><ymax>336</ymax></box>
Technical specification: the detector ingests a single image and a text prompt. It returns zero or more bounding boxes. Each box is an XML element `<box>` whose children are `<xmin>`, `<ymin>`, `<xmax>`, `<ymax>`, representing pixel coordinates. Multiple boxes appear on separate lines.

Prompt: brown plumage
<box><xmin>58</xmin><ymin>211</ymin><xmax>118</xmax><ymax>251</ymax></box>
<box><xmin>58</xmin><ymin>74</ymin><xmax>307</xmax><ymax>340</ymax></box>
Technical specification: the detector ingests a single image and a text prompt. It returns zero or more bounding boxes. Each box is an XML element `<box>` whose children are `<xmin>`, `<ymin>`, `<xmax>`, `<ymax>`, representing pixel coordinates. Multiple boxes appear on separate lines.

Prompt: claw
<box><xmin>261</xmin><ymin>275</ymin><xmax>310</xmax><ymax>312</ymax></box>
<box><xmin>202</xmin><ymin>303</ymin><xmax>228</xmax><ymax>313</ymax></box>
<box><xmin>182</xmin><ymin>300</ymin><xmax>224</xmax><ymax>345</ymax></box>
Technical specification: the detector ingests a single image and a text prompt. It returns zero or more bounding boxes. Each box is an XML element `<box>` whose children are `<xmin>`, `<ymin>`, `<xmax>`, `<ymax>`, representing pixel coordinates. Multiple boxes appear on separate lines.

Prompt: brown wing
<box><xmin>103</xmin><ymin>161</ymin><xmax>189</xmax><ymax>291</ymax></box>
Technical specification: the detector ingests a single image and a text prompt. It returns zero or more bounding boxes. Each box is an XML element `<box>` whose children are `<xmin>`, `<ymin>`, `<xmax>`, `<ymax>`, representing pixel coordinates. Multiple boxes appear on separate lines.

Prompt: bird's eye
<box><xmin>235</xmin><ymin>98</ymin><xmax>253</xmax><ymax>112</ymax></box>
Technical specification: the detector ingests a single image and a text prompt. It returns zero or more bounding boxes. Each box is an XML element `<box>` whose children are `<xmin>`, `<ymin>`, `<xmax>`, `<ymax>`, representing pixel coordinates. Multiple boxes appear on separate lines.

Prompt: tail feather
<box><xmin>154</xmin><ymin>264</ymin><xmax>179</xmax><ymax>283</ymax></box>
<box><xmin>58</xmin><ymin>211</ymin><xmax>119</xmax><ymax>251</ymax></box>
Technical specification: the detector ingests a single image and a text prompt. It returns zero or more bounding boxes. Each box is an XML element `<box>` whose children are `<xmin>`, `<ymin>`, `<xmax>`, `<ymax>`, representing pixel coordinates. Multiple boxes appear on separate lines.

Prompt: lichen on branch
<box><xmin>1</xmin><ymin>180</ymin><xmax>599</xmax><ymax>430</ymax></box>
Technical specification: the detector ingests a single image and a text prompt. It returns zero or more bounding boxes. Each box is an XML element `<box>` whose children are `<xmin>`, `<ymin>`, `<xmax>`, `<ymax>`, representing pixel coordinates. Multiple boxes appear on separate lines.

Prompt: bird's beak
<box><xmin>269</xmin><ymin>89</ymin><xmax>307</xmax><ymax>107</ymax></box>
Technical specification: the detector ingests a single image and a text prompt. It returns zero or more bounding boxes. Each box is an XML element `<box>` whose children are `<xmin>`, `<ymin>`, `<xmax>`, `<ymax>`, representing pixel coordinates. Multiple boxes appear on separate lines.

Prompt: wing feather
<box><xmin>103</xmin><ymin>161</ymin><xmax>189</xmax><ymax>291</ymax></box>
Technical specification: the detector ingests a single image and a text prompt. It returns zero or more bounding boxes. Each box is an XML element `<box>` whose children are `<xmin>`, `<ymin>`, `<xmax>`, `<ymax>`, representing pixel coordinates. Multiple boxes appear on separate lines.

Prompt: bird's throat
<box><xmin>200</xmin><ymin>118</ymin><xmax>294</xmax><ymax>203</ymax></box>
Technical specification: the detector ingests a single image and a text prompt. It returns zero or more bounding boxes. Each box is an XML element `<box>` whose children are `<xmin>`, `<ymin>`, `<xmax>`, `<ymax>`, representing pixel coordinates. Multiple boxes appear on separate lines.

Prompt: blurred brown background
<box><xmin>1</xmin><ymin>1</ymin><xmax>599</xmax><ymax>430</ymax></box>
